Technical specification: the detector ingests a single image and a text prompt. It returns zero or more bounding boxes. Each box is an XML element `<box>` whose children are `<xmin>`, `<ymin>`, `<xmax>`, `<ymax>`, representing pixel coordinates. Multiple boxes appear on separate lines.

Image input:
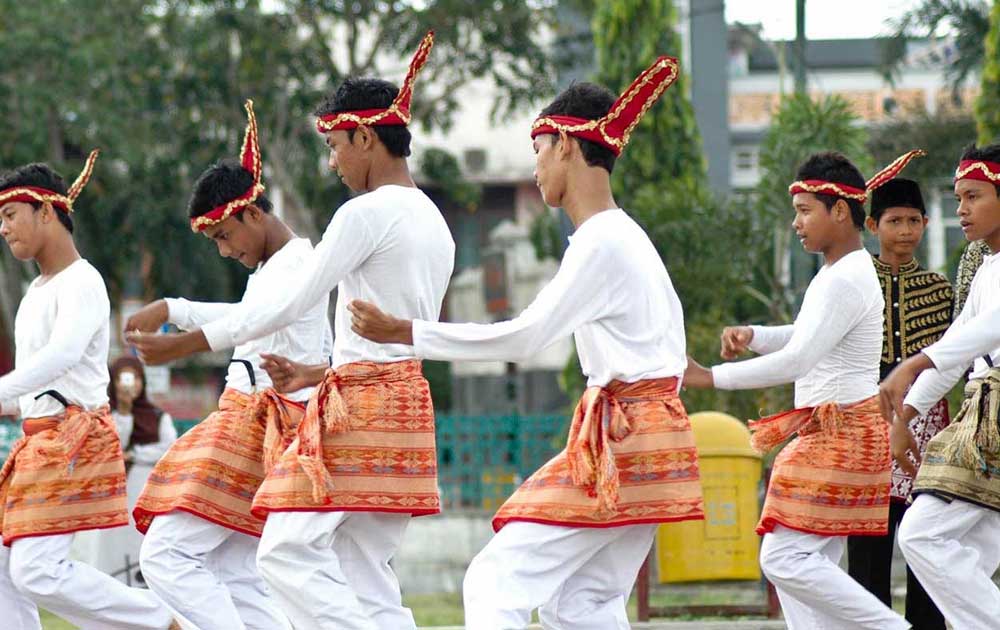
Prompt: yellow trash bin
<box><xmin>656</xmin><ymin>411</ymin><xmax>762</xmax><ymax>582</ymax></box>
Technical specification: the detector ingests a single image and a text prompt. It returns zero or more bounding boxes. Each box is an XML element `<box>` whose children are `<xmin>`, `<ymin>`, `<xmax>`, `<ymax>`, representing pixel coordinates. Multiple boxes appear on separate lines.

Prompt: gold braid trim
<box><xmin>955</xmin><ymin>161</ymin><xmax>1000</xmax><ymax>182</ymax></box>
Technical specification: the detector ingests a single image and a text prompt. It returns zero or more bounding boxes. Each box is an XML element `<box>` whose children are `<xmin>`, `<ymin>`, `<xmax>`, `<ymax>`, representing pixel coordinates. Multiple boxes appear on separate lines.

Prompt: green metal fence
<box><xmin>0</xmin><ymin>414</ymin><xmax>567</xmax><ymax>508</ymax></box>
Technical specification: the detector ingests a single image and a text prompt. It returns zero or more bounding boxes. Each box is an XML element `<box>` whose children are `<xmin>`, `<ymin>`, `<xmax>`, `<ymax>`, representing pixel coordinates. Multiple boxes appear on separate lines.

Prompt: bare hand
<box><xmin>125</xmin><ymin>330</ymin><xmax>206</xmax><ymax>365</ymax></box>
<box><xmin>124</xmin><ymin>299</ymin><xmax>169</xmax><ymax>334</ymax></box>
<box><xmin>260</xmin><ymin>353</ymin><xmax>325</xmax><ymax>393</ymax></box>
<box><xmin>347</xmin><ymin>300</ymin><xmax>413</xmax><ymax>345</ymax></box>
<box><xmin>720</xmin><ymin>326</ymin><xmax>753</xmax><ymax>360</ymax></box>
<box><xmin>890</xmin><ymin>416</ymin><xmax>921</xmax><ymax>476</ymax></box>
<box><xmin>683</xmin><ymin>355</ymin><xmax>714</xmax><ymax>389</ymax></box>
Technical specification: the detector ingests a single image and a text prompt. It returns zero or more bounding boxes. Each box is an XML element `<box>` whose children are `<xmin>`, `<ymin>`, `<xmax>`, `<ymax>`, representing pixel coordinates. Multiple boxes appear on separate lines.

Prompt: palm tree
<box><xmin>880</xmin><ymin>0</ymin><xmax>991</xmax><ymax>96</ymax></box>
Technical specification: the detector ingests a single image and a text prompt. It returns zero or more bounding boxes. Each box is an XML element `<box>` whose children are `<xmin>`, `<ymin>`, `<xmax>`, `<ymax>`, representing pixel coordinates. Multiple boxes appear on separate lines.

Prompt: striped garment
<box><xmin>0</xmin><ymin>406</ymin><xmax>127</xmax><ymax>545</ymax></box>
<box><xmin>133</xmin><ymin>388</ymin><xmax>304</xmax><ymax>537</ymax></box>
<box><xmin>492</xmin><ymin>377</ymin><xmax>704</xmax><ymax>531</ymax></box>
<box><xmin>251</xmin><ymin>359</ymin><xmax>440</xmax><ymax>517</ymax></box>
<box><xmin>750</xmin><ymin>396</ymin><xmax>890</xmax><ymax>536</ymax></box>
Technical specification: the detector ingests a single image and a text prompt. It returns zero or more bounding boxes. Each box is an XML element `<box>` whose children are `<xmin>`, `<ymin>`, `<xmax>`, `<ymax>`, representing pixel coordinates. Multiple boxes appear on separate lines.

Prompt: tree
<box><xmin>0</xmin><ymin>0</ymin><xmax>557</xmax><ymax>315</ymax></box>
<box><xmin>975</xmin><ymin>1</ymin><xmax>1000</xmax><ymax>143</ymax></box>
<box><xmin>880</xmin><ymin>0</ymin><xmax>990</xmax><ymax>96</ymax></box>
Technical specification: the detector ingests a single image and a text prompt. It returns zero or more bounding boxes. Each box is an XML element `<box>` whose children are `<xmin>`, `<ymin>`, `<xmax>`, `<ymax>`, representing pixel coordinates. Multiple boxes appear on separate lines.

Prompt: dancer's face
<box><xmin>791</xmin><ymin>192</ymin><xmax>843</xmax><ymax>254</ymax></box>
<box><xmin>532</xmin><ymin>134</ymin><xmax>568</xmax><ymax>208</ymax></box>
<box><xmin>325</xmin><ymin>128</ymin><xmax>370</xmax><ymax>193</ymax></box>
<box><xmin>0</xmin><ymin>201</ymin><xmax>47</xmax><ymax>261</ymax></box>
<box><xmin>202</xmin><ymin>206</ymin><xmax>267</xmax><ymax>269</ymax></box>
<box><xmin>955</xmin><ymin>179</ymin><xmax>1000</xmax><ymax>246</ymax></box>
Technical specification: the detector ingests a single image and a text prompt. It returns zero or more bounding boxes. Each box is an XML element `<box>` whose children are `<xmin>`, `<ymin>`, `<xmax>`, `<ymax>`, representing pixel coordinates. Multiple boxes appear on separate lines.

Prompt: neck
<box><xmin>822</xmin><ymin>230</ymin><xmax>864</xmax><ymax>266</ymax></box>
<box><xmin>260</xmin><ymin>218</ymin><xmax>296</xmax><ymax>264</ymax></box>
<box><xmin>118</xmin><ymin>400</ymin><xmax>133</xmax><ymax>415</ymax></box>
<box><xmin>35</xmin><ymin>231</ymin><xmax>80</xmax><ymax>277</ymax></box>
<box><xmin>877</xmin><ymin>249</ymin><xmax>915</xmax><ymax>274</ymax></box>
<box><xmin>366</xmin><ymin>156</ymin><xmax>415</xmax><ymax>192</ymax></box>
<box><xmin>561</xmin><ymin>168</ymin><xmax>617</xmax><ymax>228</ymax></box>
<box><xmin>985</xmin><ymin>230</ymin><xmax>1000</xmax><ymax>255</ymax></box>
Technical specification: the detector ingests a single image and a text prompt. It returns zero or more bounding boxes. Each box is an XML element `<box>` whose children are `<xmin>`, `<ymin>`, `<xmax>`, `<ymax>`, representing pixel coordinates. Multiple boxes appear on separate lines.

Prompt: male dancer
<box><xmin>349</xmin><ymin>56</ymin><xmax>706</xmax><ymax>629</ymax></box>
<box><xmin>128</xmin><ymin>33</ymin><xmax>456</xmax><ymax>629</ymax></box>
<box><xmin>127</xmin><ymin>101</ymin><xmax>329</xmax><ymax>630</ymax></box>
<box><xmin>880</xmin><ymin>142</ymin><xmax>1000</xmax><ymax>629</ymax></box>
<box><xmin>683</xmin><ymin>151</ymin><xmax>927</xmax><ymax>629</ymax></box>
<box><xmin>0</xmin><ymin>154</ymin><xmax>176</xmax><ymax>629</ymax></box>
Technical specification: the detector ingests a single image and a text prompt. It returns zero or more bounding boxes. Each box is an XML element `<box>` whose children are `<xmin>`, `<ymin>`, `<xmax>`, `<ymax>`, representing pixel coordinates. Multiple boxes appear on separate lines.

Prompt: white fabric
<box><xmin>413</xmin><ymin>208</ymin><xmax>686</xmax><ymax>387</ymax></box>
<box><xmin>202</xmin><ymin>186</ymin><xmax>455</xmax><ymax>369</ymax></box>
<box><xmin>462</xmin><ymin>521</ymin><xmax>656</xmax><ymax>630</ymax></box>
<box><xmin>140</xmin><ymin>512</ymin><xmax>289</xmax><ymax>630</ymax></box>
<box><xmin>256</xmin><ymin>510</ymin><xmax>415</xmax><ymax>630</ymax></box>
<box><xmin>0</xmin><ymin>258</ymin><xmax>110</xmax><ymax>418</ymax></box>
<box><xmin>906</xmin><ymin>249</ymin><xmax>1000</xmax><ymax>414</ymax></box>
<box><xmin>713</xmin><ymin>249</ymin><xmax>883</xmax><ymax>406</ymax></box>
<box><xmin>1</xmin><ymin>533</ymin><xmax>173</xmax><ymax>629</ymax></box>
<box><xmin>898</xmin><ymin>494</ymin><xmax>1000</xmax><ymax>629</ymax></box>
<box><xmin>167</xmin><ymin>238</ymin><xmax>332</xmax><ymax>402</ymax></box>
<box><xmin>74</xmin><ymin>411</ymin><xmax>177</xmax><ymax>581</ymax></box>
<box><xmin>759</xmin><ymin>526</ymin><xmax>908</xmax><ymax>630</ymax></box>
<box><xmin>0</xmin><ymin>536</ymin><xmax>41</xmax><ymax>630</ymax></box>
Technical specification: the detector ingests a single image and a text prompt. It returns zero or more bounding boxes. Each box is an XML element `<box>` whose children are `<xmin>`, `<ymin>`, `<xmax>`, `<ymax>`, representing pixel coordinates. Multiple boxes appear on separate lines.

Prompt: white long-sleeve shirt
<box><xmin>0</xmin><ymin>259</ymin><xmax>111</xmax><ymax>418</ymax></box>
<box><xmin>167</xmin><ymin>238</ymin><xmax>331</xmax><ymax>402</ymax></box>
<box><xmin>201</xmin><ymin>185</ymin><xmax>455</xmax><ymax>368</ymax></box>
<box><xmin>712</xmin><ymin>249</ymin><xmax>884</xmax><ymax>407</ymax></box>
<box><xmin>412</xmin><ymin>208</ymin><xmax>687</xmax><ymax>387</ymax></box>
<box><xmin>905</xmin><ymin>248</ymin><xmax>1000</xmax><ymax>414</ymax></box>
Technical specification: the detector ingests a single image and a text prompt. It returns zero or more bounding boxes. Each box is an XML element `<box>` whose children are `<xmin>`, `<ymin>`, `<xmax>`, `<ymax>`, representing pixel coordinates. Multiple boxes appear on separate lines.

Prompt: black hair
<box><xmin>0</xmin><ymin>163</ymin><xmax>74</xmax><ymax>233</ymax></box>
<box><xmin>960</xmin><ymin>142</ymin><xmax>1000</xmax><ymax>196</ymax></box>
<box><xmin>537</xmin><ymin>82</ymin><xmax>617</xmax><ymax>174</ymax></box>
<box><xmin>795</xmin><ymin>152</ymin><xmax>867</xmax><ymax>229</ymax></box>
<box><xmin>188</xmin><ymin>159</ymin><xmax>272</xmax><ymax>220</ymax></box>
<box><xmin>314</xmin><ymin>77</ymin><xmax>412</xmax><ymax>158</ymax></box>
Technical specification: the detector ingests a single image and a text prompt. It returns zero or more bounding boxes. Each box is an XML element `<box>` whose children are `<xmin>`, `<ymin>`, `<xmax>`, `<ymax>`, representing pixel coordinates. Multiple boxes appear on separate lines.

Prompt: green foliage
<box><xmin>420</xmin><ymin>148</ymin><xmax>481</xmax><ymax>212</ymax></box>
<box><xmin>880</xmin><ymin>0</ymin><xmax>990</xmax><ymax>95</ymax></box>
<box><xmin>528</xmin><ymin>209</ymin><xmax>565</xmax><ymax>262</ymax></box>
<box><xmin>868</xmin><ymin>106</ymin><xmax>977</xmax><ymax>182</ymax></box>
<box><xmin>0</xmin><ymin>0</ymin><xmax>557</xmax><ymax>310</ymax></box>
<box><xmin>975</xmin><ymin>1</ymin><xmax>1000</xmax><ymax>144</ymax></box>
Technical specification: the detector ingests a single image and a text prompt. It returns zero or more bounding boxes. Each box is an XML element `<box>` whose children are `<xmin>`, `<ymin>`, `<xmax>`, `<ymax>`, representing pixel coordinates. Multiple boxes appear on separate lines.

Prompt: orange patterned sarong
<box><xmin>133</xmin><ymin>388</ymin><xmax>304</xmax><ymax>537</ymax></box>
<box><xmin>252</xmin><ymin>360</ymin><xmax>439</xmax><ymax>517</ymax></box>
<box><xmin>750</xmin><ymin>396</ymin><xmax>890</xmax><ymax>536</ymax></box>
<box><xmin>0</xmin><ymin>406</ymin><xmax>127</xmax><ymax>545</ymax></box>
<box><xmin>492</xmin><ymin>377</ymin><xmax>704</xmax><ymax>531</ymax></box>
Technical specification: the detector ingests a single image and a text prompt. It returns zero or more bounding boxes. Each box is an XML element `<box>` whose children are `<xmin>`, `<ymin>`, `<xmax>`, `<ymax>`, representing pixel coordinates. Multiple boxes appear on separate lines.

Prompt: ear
<box><xmin>38</xmin><ymin>202</ymin><xmax>56</xmax><ymax>225</ymax></box>
<box><xmin>832</xmin><ymin>198</ymin><xmax>851</xmax><ymax>223</ymax></box>
<box><xmin>354</xmin><ymin>125</ymin><xmax>376</xmax><ymax>151</ymax></box>
<box><xmin>556</xmin><ymin>129</ymin><xmax>574</xmax><ymax>160</ymax></box>
<box><xmin>244</xmin><ymin>205</ymin><xmax>263</xmax><ymax>224</ymax></box>
<box><xmin>921</xmin><ymin>215</ymin><xmax>929</xmax><ymax>228</ymax></box>
<box><xmin>864</xmin><ymin>216</ymin><xmax>878</xmax><ymax>234</ymax></box>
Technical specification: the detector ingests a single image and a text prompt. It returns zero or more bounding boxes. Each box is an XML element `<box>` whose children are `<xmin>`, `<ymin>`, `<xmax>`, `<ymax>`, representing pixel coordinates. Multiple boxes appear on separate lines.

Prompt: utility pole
<box><xmin>794</xmin><ymin>0</ymin><xmax>807</xmax><ymax>94</ymax></box>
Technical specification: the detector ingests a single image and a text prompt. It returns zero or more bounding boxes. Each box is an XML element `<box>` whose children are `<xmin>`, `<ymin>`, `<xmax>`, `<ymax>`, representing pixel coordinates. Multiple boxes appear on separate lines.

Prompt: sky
<box><xmin>724</xmin><ymin>0</ymin><xmax>924</xmax><ymax>40</ymax></box>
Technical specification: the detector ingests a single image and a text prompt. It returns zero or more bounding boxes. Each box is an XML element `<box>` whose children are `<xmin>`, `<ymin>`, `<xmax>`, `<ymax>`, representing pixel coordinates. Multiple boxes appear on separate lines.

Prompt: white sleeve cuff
<box><xmin>202</xmin><ymin>319</ymin><xmax>235</xmax><ymax>353</ymax></box>
<box><xmin>711</xmin><ymin>364</ymin><xmax>734</xmax><ymax>390</ymax></box>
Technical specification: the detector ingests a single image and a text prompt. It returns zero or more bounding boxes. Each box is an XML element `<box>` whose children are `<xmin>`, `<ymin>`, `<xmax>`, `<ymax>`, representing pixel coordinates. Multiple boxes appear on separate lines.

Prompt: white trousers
<box><xmin>140</xmin><ymin>512</ymin><xmax>290</xmax><ymax>630</ymax></box>
<box><xmin>0</xmin><ymin>533</ymin><xmax>172</xmax><ymax>630</ymax></box>
<box><xmin>898</xmin><ymin>493</ymin><xmax>1000</xmax><ymax>630</ymax></box>
<box><xmin>256</xmin><ymin>510</ymin><xmax>415</xmax><ymax>630</ymax></box>
<box><xmin>759</xmin><ymin>525</ymin><xmax>909</xmax><ymax>629</ymax></box>
<box><xmin>462</xmin><ymin>521</ymin><xmax>656</xmax><ymax>630</ymax></box>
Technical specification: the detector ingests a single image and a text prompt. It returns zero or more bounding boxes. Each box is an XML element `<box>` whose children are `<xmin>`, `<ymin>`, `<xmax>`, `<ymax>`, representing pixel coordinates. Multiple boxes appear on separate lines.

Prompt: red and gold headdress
<box><xmin>529</xmin><ymin>56</ymin><xmax>680</xmax><ymax>157</ymax></box>
<box><xmin>315</xmin><ymin>31</ymin><xmax>435</xmax><ymax>134</ymax></box>
<box><xmin>788</xmin><ymin>149</ymin><xmax>926</xmax><ymax>202</ymax></box>
<box><xmin>190</xmin><ymin>99</ymin><xmax>265</xmax><ymax>233</ymax></box>
<box><xmin>0</xmin><ymin>149</ymin><xmax>99</xmax><ymax>214</ymax></box>
<box><xmin>954</xmin><ymin>159</ymin><xmax>1000</xmax><ymax>184</ymax></box>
